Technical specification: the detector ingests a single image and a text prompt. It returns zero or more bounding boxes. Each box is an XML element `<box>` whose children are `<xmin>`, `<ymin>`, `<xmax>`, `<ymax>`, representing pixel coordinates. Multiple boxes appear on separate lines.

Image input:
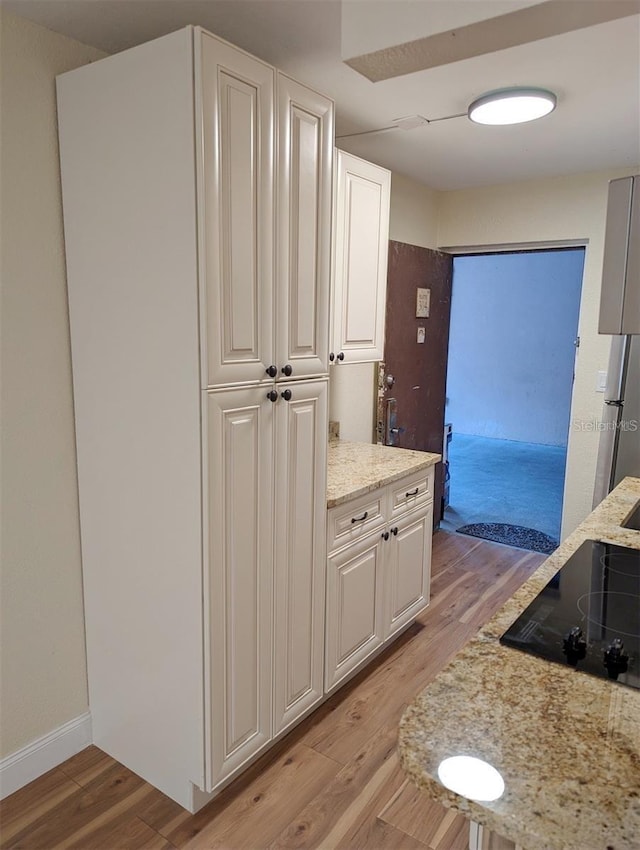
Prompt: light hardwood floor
<box><xmin>1</xmin><ymin>532</ymin><xmax>544</xmax><ymax>850</ymax></box>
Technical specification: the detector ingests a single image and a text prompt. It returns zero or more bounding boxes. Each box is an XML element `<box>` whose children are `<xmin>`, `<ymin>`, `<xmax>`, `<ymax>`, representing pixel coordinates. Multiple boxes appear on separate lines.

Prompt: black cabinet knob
<box><xmin>562</xmin><ymin>626</ymin><xmax>587</xmax><ymax>666</ymax></box>
<box><xmin>337</xmin><ymin>352</ymin><xmax>345</xmax><ymax>361</ymax></box>
<box><xmin>329</xmin><ymin>353</ymin><xmax>335</xmax><ymax>362</ymax></box>
<box><xmin>391</xmin><ymin>526</ymin><xmax>399</xmax><ymax>536</ymax></box>
<box><xmin>603</xmin><ymin>638</ymin><xmax>629</xmax><ymax>679</ymax></box>
<box><xmin>281</xmin><ymin>364</ymin><xmax>293</xmax><ymax>376</ymax></box>
<box><xmin>266</xmin><ymin>365</ymin><xmax>277</xmax><ymax>378</ymax></box>
<box><xmin>266</xmin><ymin>390</ymin><xmax>278</xmax><ymax>402</ymax></box>
<box><xmin>381</xmin><ymin>531</ymin><xmax>389</xmax><ymax>541</ymax></box>
<box><xmin>281</xmin><ymin>389</ymin><xmax>292</xmax><ymax>401</ymax></box>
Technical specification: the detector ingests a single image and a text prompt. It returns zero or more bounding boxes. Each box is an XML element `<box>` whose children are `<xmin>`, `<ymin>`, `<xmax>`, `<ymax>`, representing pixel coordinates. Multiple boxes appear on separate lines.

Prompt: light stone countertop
<box><xmin>326</xmin><ymin>439</ymin><xmax>441</xmax><ymax>508</ymax></box>
<box><xmin>398</xmin><ymin>477</ymin><xmax>640</xmax><ymax>850</ymax></box>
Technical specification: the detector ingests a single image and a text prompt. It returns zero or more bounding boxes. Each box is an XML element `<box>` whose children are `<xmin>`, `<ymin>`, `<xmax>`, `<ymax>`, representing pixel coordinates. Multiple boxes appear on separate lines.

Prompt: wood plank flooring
<box><xmin>1</xmin><ymin>532</ymin><xmax>544</xmax><ymax>850</ymax></box>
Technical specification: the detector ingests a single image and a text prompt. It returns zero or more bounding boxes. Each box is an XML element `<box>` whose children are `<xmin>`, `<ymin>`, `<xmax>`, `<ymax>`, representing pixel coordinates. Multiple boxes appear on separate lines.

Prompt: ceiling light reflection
<box><xmin>437</xmin><ymin>755</ymin><xmax>505</xmax><ymax>802</ymax></box>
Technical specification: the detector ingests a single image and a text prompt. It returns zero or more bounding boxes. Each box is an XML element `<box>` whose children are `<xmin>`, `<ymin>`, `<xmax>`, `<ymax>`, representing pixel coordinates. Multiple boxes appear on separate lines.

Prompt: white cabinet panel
<box><xmin>331</xmin><ymin>150</ymin><xmax>390</xmax><ymax>364</ymax></box>
<box><xmin>199</xmin><ymin>34</ymin><xmax>275</xmax><ymax>387</ymax></box>
<box><xmin>206</xmin><ymin>387</ymin><xmax>274</xmax><ymax>785</ymax></box>
<box><xmin>273</xmin><ymin>380</ymin><xmax>328</xmax><ymax>733</ymax></box>
<box><xmin>276</xmin><ymin>75</ymin><xmax>333</xmax><ymax>380</ymax></box>
<box><xmin>384</xmin><ymin>504</ymin><xmax>432</xmax><ymax>640</ymax></box>
<box><xmin>57</xmin><ymin>28</ymin><xmax>206</xmax><ymax>809</ymax></box>
<box><xmin>325</xmin><ymin>532</ymin><xmax>384</xmax><ymax>691</ymax></box>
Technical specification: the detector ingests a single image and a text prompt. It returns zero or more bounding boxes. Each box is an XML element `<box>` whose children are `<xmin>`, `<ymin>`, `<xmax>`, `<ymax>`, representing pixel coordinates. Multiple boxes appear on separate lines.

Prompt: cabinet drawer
<box><xmin>328</xmin><ymin>490</ymin><xmax>386</xmax><ymax>553</ymax></box>
<box><xmin>389</xmin><ymin>468</ymin><xmax>434</xmax><ymax>519</ymax></box>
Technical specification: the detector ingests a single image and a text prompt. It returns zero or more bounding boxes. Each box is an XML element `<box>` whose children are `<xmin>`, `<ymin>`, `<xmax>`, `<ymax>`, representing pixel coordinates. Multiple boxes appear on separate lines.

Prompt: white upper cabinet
<box><xmin>331</xmin><ymin>150</ymin><xmax>391</xmax><ymax>364</ymax></box>
<box><xmin>276</xmin><ymin>75</ymin><xmax>333</xmax><ymax>380</ymax></box>
<box><xmin>199</xmin><ymin>36</ymin><xmax>333</xmax><ymax>387</ymax></box>
<box><xmin>199</xmin><ymin>35</ymin><xmax>275</xmax><ymax>387</ymax></box>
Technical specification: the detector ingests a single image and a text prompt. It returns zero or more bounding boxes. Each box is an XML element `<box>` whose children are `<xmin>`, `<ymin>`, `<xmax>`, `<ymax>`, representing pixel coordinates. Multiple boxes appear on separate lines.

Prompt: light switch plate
<box><xmin>417</xmin><ymin>327</ymin><xmax>426</xmax><ymax>343</ymax></box>
<box><xmin>596</xmin><ymin>370</ymin><xmax>607</xmax><ymax>393</ymax></box>
<box><xmin>416</xmin><ymin>288</ymin><xmax>430</xmax><ymax>318</ymax></box>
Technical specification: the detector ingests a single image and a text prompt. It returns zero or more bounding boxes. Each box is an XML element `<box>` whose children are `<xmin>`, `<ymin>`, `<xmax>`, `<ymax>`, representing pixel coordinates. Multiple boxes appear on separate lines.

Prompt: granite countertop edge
<box><xmin>326</xmin><ymin>438</ymin><xmax>441</xmax><ymax>508</ymax></box>
<box><xmin>397</xmin><ymin>476</ymin><xmax>640</xmax><ymax>850</ymax></box>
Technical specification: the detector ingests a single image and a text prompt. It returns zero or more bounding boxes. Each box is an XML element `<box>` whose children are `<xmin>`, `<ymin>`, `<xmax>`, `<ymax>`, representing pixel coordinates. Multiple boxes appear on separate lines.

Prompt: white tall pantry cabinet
<box><xmin>57</xmin><ymin>26</ymin><xmax>333</xmax><ymax>811</ymax></box>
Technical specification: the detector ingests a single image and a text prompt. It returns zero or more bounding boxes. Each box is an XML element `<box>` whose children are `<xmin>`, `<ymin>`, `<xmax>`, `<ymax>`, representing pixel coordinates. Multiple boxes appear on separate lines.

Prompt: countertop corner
<box><xmin>326</xmin><ymin>439</ymin><xmax>441</xmax><ymax>508</ymax></box>
<box><xmin>398</xmin><ymin>476</ymin><xmax>640</xmax><ymax>850</ymax></box>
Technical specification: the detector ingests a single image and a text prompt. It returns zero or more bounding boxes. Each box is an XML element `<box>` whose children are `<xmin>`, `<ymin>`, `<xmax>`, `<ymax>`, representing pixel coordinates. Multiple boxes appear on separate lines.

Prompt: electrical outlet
<box><xmin>417</xmin><ymin>327</ymin><xmax>426</xmax><ymax>343</ymax></box>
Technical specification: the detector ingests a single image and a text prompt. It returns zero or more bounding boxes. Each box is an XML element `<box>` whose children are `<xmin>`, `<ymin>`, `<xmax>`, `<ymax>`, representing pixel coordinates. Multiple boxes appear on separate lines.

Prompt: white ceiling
<box><xmin>5</xmin><ymin>0</ymin><xmax>640</xmax><ymax>190</ymax></box>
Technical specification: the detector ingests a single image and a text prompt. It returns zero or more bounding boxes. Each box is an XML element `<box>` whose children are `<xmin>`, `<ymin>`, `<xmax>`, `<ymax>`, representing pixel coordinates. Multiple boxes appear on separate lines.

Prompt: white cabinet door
<box><xmin>198</xmin><ymin>32</ymin><xmax>275</xmax><ymax>387</ymax></box>
<box><xmin>276</xmin><ymin>75</ymin><xmax>333</xmax><ymax>380</ymax></box>
<box><xmin>331</xmin><ymin>150</ymin><xmax>391</xmax><ymax>364</ymax></box>
<box><xmin>384</xmin><ymin>503</ymin><xmax>432</xmax><ymax>641</ymax></box>
<box><xmin>273</xmin><ymin>380</ymin><xmax>328</xmax><ymax>733</ymax></box>
<box><xmin>325</xmin><ymin>530</ymin><xmax>385</xmax><ymax>691</ymax></box>
<box><xmin>206</xmin><ymin>386</ymin><xmax>275</xmax><ymax>787</ymax></box>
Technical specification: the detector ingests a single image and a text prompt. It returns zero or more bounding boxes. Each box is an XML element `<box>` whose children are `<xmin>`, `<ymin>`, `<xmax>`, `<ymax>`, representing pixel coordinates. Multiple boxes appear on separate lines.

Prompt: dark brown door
<box><xmin>381</xmin><ymin>241</ymin><xmax>453</xmax><ymax>525</ymax></box>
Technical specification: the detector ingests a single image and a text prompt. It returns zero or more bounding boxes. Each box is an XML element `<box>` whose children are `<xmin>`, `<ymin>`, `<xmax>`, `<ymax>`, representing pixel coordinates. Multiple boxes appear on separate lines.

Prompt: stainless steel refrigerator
<box><xmin>593</xmin><ymin>175</ymin><xmax>640</xmax><ymax>506</ymax></box>
<box><xmin>593</xmin><ymin>334</ymin><xmax>640</xmax><ymax>505</ymax></box>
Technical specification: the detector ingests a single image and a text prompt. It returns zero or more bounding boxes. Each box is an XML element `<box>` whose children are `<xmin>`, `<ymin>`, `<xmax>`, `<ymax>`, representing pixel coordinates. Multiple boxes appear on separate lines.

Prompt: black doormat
<box><xmin>456</xmin><ymin>522</ymin><xmax>558</xmax><ymax>554</ymax></box>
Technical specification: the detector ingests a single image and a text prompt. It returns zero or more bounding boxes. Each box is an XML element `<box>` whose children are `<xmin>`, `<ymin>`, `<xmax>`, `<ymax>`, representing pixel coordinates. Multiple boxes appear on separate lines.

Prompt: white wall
<box><xmin>329</xmin><ymin>171</ymin><xmax>440</xmax><ymax>441</ymax></box>
<box><xmin>0</xmin><ymin>11</ymin><xmax>106</xmax><ymax>758</ymax></box>
<box><xmin>437</xmin><ymin>169</ymin><xmax>639</xmax><ymax>536</ymax></box>
<box><xmin>446</xmin><ymin>250</ymin><xmax>584</xmax><ymax>446</ymax></box>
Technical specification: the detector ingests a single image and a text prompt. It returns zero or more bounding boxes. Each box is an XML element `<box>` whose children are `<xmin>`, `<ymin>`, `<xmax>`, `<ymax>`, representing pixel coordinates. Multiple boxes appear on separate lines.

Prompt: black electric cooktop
<box><xmin>500</xmin><ymin>540</ymin><xmax>640</xmax><ymax>690</ymax></box>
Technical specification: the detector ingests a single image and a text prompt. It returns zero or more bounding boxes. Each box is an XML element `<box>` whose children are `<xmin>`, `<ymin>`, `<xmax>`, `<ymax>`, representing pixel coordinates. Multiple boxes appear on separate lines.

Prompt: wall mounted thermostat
<box><xmin>416</xmin><ymin>287</ymin><xmax>430</xmax><ymax>318</ymax></box>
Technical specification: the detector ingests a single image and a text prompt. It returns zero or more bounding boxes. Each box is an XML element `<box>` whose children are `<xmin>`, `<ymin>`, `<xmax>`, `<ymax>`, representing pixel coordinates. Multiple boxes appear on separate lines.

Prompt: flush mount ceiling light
<box><xmin>468</xmin><ymin>87</ymin><xmax>557</xmax><ymax>125</ymax></box>
<box><xmin>336</xmin><ymin>85</ymin><xmax>557</xmax><ymax>140</ymax></box>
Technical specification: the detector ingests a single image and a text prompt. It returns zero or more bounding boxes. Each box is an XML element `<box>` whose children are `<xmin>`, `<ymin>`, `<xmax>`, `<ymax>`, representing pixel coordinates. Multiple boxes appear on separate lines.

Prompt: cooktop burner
<box><xmin>500</xmin><ymin>540</ymin><xmax>640</xmax><ymax>690</ymax></box>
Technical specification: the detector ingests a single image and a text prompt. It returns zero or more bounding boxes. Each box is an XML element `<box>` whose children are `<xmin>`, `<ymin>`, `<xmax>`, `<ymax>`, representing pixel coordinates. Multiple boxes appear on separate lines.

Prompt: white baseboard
<box><xmin>0</xmin><ymin>712</ymin><xmax>92</xmax><ymax>799</ymax></box>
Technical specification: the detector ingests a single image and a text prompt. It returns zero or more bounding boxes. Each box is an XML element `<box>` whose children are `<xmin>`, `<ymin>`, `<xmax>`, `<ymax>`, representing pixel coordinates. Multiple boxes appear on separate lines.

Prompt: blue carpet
<box><xmin>440</xmin><ymin>433</ymin><xmax>566</xmax><ymax>542</ymax></box>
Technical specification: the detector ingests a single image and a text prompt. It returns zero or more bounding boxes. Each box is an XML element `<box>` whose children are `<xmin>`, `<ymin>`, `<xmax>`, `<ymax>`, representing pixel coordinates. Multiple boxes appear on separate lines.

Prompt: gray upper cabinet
<box><xmin>599</xmin><ymin>175</ymin><xmax>640</xmax><ymax>334</ymax></box>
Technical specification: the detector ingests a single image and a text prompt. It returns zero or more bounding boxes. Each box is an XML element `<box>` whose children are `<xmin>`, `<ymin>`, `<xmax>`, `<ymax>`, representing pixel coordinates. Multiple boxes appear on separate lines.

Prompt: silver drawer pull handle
<box><xmin>351</xmin><ymin>511</ymin><xmax>368</xmax><ymax>524</ymax></box>
<box><xmin>405</xmin><ymin>487</ymin><xmax>419</xmax><ymax>497</ymax></box>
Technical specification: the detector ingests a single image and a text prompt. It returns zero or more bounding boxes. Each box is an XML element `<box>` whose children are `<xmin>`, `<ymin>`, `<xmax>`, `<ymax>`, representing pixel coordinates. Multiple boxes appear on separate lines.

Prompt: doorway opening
<box><xmin>440</xmin><ymin>247</ymin><xmax>585</xmax><ymax>552</ymax></box>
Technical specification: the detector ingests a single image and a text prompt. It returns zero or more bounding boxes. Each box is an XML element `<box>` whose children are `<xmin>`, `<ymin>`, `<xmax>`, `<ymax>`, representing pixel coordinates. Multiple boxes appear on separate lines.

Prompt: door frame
<box><xmin>438</xmin><ymin>237</ymin><xmax>589</xmax><ymax>541</ymax></box>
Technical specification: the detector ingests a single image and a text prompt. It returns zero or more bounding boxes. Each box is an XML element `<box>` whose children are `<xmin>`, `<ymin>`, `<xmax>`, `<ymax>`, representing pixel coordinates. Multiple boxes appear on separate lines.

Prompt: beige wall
<box><xmin>388</xmin><ymin>172</ymin><xmax>440</xmax><ymax>250</ymax></box>
<box><xmin>0</xmin><ymin>7</ymin><xmax>636</xmax><ymax>768</ymax></box>
<box><xmin>437</xmin><ymin>168</ymin><xmax>638</xmax><ymax>537</ymax></box>
<box><xmin>0</xmin><ymin>11</ymin><xmax>106</xmax><ymax>758</ymax></box>
<box><xmin>329</xmin><ymin>171</ymin><xmax>440</xmax><ymax>441</ymax></box>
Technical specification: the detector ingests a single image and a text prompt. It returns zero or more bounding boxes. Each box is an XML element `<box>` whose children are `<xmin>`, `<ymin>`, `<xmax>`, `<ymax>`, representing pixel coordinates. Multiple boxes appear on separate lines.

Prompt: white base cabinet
<box><xmin>384</xmin><ymin>504</ymin><xmax>433</xmax><ymax>640</ymax></box>
<box><xmin>326</xmin><ymin>469</ymin><xmax>434</xmax><ymax>691</ymax></box>
<box><xmin>206</xmin><ymin>380</ymin><xmax>327</xmax><ymax>785</ymax></box>
<box><xmin>326</xmin><ymin>532</ymin><xmax>386</xmax><ymax>691</ymax></box>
